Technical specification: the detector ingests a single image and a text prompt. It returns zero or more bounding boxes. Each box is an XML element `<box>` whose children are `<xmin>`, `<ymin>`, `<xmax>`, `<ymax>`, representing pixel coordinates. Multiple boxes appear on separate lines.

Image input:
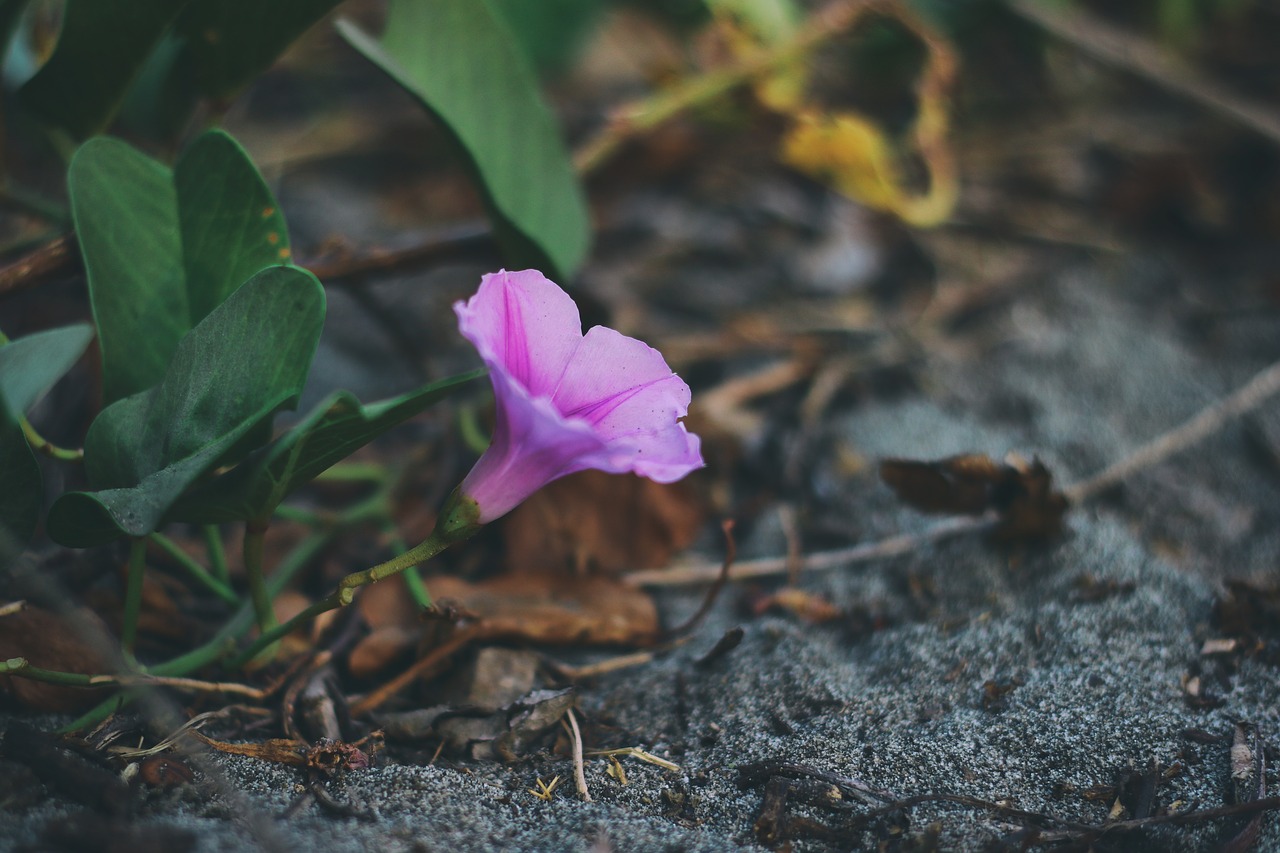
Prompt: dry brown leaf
<box><xmin>0</xmin><ymin>606</ymin><xmax>111</xmax><ymax>712</ymax></box>
<box><xmin>357</xmin><ymin>573</ymin><xmax>422</xmax><ymax>630</ymax></box>
<box><xmin>425</xmin><ymin>573</ymin><xmax>660</xmax><ymax>645</ymax></box>
<box><xmin>502</xmin><ymin>471</ymin><xmax>704</xmax><ymax>575</ymax></box>
<box><xmin>348</xmin><ymin>624</ymin><xmax>420</xmax><ymax>680</ymax></box>
<box><xmin>879</xmin><ymin>453</ymin><xmax>1068</xmax><ymax>540</ymax></box>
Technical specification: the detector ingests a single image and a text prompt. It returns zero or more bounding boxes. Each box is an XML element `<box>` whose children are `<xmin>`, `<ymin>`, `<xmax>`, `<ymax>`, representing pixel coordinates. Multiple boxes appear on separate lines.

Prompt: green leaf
<box><xmin>0</xmin><ymin>324</ymin><xmax>94</xmax><ymax>418</ymax></box>
<box><xmin>174</xmin><ymin>369</ymin><xmax>486</xmax><ymax>523</ymax></box>
<box><xmin>0</xmin><ymin>414</ymin><xmax>39</xmax><ymax>559</ymax></box>
<box><xmin>69</xmin><ymin>137</ymin><xmax>184</xmax><ymax>404</ymax></box>
<box><xmin>70</xmin><ymin>131</ymin><xmax>292</xmax><ymax>401</ymax></box>
<box><xmin>18</xmin><ymin>0</ymin><xmax>187</xmax><ymax>139</ymax></box>
<box><xmin>176</xmin><ymin>130</ymin><xmax>293</xmax><ymax>322</ymax></box>
<box><xmin>487</xmin><ymin>0</ymin><xmax>605</xmax><ymax>73</ymax></box>
<box><xmin>47</xmin><ymin>266</ymin><xmax>325</xmax><ymax>547</ymax></box>
<box><xmin>174</xmin><ymin>0</ymin><xmax>345</xmax><ymax>99</ymax></box>
<box><xmin>337</xmin><ymin>0</ymin><xmax>590</xmax><ymax>279</ymax></box>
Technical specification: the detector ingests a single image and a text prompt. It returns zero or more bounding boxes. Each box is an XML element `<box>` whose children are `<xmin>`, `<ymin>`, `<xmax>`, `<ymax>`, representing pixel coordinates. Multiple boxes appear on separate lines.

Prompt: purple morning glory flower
<box><xmin>452</xmin><ymin>269</ymin><xmax>703</xmax><ymax>524</ymax></box>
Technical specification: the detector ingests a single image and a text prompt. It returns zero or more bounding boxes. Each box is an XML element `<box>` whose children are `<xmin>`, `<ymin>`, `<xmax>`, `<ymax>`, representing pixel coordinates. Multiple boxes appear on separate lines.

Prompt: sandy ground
<box><xmin>3</xmin><ymin>256</ymin><xmax>1279</xmax><ymax>851</ymax></box>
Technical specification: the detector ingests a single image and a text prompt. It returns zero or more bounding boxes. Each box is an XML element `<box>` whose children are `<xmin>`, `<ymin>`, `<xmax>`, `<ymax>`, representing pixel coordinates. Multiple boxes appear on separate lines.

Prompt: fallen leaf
<box><xmin>502</xmin><ymin>471</ymin><xmax>704</xmax><ymax>575</ymax></box>
<box><xmin>425</xmin><ymin>572</ymin><xmax>660</xmax><ymax>645</ymax></box>
<box><xmin>348</xmin><ymin>624</ymin><xmax>421</xmax><ymax>680</ymax></box>
<box><xmin>748</xmin><ymin>586</ymin><xmax>842</xmax><ymax>623</ymax></box>
<box><xmin>0</xmin><ymin>606</ymin><xmax>111</xmax><ymax>711</ymax></box>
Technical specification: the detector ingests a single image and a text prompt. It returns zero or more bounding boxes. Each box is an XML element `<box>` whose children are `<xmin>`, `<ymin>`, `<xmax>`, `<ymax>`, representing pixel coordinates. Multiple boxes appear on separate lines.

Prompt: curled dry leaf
<box><xmin>502</xmin><ymin>471</ymin><xmax>704</xmax><ymax>575</ymax></box>
<box><xmin>879</xmin><ymin>453</ymin><xmax>1068</xmax><ymax>540</ymax></box>
<box><xmin>0</xmin><ymin>606</ymin><xmax>112</xmax><ymax>712</ymax></box>
<box><xmin>748</xmin><ymin>587</ymin><xmax>842</xmax><ymax>624</ymax></box>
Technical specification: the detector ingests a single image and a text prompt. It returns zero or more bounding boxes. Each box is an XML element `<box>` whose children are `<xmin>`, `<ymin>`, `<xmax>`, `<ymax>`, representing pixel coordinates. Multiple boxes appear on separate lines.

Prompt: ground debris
<box><xmin>372</xmin><ymin>687</ymin><xmax>574</xmax><ymax>761</ymax></box>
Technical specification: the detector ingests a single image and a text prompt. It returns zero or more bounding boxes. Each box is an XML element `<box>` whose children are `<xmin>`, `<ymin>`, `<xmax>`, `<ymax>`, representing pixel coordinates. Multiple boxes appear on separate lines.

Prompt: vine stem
<box><xmin>120</xmin><ymin>537</ymin><xmax>147</xmax><ymax>655</ymax></box>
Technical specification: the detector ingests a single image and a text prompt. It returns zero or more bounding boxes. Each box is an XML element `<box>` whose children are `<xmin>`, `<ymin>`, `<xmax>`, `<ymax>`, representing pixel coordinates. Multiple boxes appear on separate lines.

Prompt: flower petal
<box><xmin>551</xmin><ymin>326</ymin><xmax>702</xmax><ymax>482</ymax></box>
<box><xmin>459</xmin><ymin>367</ymin><xmax>605</xmax><ymax>523</ymax></box>
<box><xmin>454</xmin><ymin>269</ymin><xmax>583</xmax><ymax>398</ymax></box>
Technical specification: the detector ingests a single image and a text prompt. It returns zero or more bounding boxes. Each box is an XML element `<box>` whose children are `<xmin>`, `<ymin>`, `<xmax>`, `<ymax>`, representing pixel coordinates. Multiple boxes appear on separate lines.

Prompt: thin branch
<box><xmin>626</xmin><ymin>515</ymin><xmax>991</xmax><ymax>587</ymax></box>
<box><xmin>567</xmin><ymin>707</ymin><xmax>591</xmax><ymax>802</ymax></box>
<box><xmin>1063</xmin><ymin>359</ymin><xmax>1280</xmax><ymax>504</ymax></box>
<box><xmin>1008</xmin><ymin>0</ymin><xmax>1280</xmax><ymax>147</ymax></box>
<box><xmin>0</xmin><ymin>233</ymin><xmax>76</xmax><ymax>297</ymax></box>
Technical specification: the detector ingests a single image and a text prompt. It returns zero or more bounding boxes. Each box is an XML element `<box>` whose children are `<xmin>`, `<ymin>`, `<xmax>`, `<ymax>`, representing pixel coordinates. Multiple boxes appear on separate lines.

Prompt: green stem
<box><xmin>148</xmin><ymin>532</ymin><xmax>239</xmax><ymax>606</ymax></box>
<box><xmin>120</xmin><ymin>537</ymin><xmax>147</xmax><ymax>655</ymax></box>
<box><xmin>63</xmin><ymin>526</ymin><xmax>340</xmax><ymax>732</ymax></box>
<box><xmin>203</xmin><ymin>525</ymin><xmax>229</xmax><ymax>584</ymax></box>
<box><xmin>313</xmin><ymin>462</ymin><xmax>389</xmax><ymax>484</ymax></box>
<box><xmin>1</xmin><ymin>657</ymin><xmax>97</xmax><ymax>686</ymax></box>
<box><xmin>382</xmin><ymin>521</ymin><xmax>432</xmax><ymax>609</ymax></box>
<box><xmin>229</xmin><ymin>525</ymin><xmax>466</xmax><ymax>670</ymax></box>
<box><xmin>20</xmin><ymin>418</ymin><xmax>82</xmax><ymax>462</ymax></box>
<box><xmin>242</xmin><ymin>519</ymin><xmax>278</xmax><ymax>664</ymax></box>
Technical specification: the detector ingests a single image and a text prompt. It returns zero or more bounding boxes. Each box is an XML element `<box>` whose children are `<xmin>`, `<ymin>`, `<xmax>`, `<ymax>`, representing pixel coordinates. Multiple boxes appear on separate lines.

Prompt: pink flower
<box><xmin>453</xmin><ymin>269</ymin><xmax>703</xmax><ymax>524</ymax></box>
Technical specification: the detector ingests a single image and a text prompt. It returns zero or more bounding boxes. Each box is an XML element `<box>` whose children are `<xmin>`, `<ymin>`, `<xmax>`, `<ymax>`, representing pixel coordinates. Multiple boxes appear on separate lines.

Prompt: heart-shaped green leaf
<box><xmin>70</xmin><ymin>137</ymin><xmax>184</xmax><ymax>404</ymax></box>
<box><xmin>0</xmin><ymin>324</ymin><xmax>95</xmax><ymax>419</ymax></box>
<box><xmin>174</xmin><ymin>0</ymin><xmax>345</xmax><ymax>100</ymax></box>
<box><xmin>176</xmin><ymin>130</ymin><xmax>293</xmax><ymax>323</ymax></box>
<box><xmin>47</xmin><ymin>266</ymin><xmax>325</xmax><ymax>547</ymax></box>
<box><xmin>71</xmin><ymin>132</ymin><xmax>291</xmax><ymax>403</ymax></box>
<box><xmin>174</xmin><ymin>369</ymin><xmax>486</xmax><ymax>523</ymax></box>
<box><xmin>337</xmin><ymin>0</ymin><xmax>590</xmax><ymax>279</ymax></box>
<box><xmin>18</xmin><ymin>0</ymin><xmax>186</xmax><ymax>138</ymax></box>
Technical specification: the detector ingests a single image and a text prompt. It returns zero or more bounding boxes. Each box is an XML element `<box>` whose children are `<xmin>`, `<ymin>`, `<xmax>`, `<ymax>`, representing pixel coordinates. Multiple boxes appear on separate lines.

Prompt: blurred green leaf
<box><xmin>337</xmin><ymin>0</ymin><xmax>590</xmax><ymax>278</ymax></box>
<box><xmin>0</xmin><ymin>324</ymin><xmax>92</xmax><ymax>553</ymax></box>
<box><xmin>488</xmin><ymin>0</ymin><xmax>604</xmax><ymax>73</ymax></box>
<box><xmin>176</xmin><ymin>130</ymin><xmax>292</xmax><ymax>322</ymax></box>
<box><xmin>18</xmin><ymin>0</ymin><xmax>186</xmax><ymax>138</ymax></box>
<box><xmin>70</xmin><ymin>131</ymin><xmax>290</xmax><ymax>402</ymax></box>
<box><xmin>47</xmin><ymin>266</ymin><xmax>325</xmax><ymax>547</ymax></box>
<box><xmin>0</xmin><ymin>324</ymin><xmax>94</xmax><ymax>418</ymax></box>
<box><xmin>69</xmin><ymin>137</ymin><xmax>185</xmax><ymax>404</ymax></box>
<box><xmin>174</xmin><ymin>370</ymin><xmax>486</xmax><ymax>523</ymax></box>
<box><xmin>0</xmin><ymin>414</ymin><xmax>39</xmax><ymax>557</ymax></box>
<box><xmin>174</xmin><ymin>0</ymin><xmax>344</xmax><ymax>100</ymax></box>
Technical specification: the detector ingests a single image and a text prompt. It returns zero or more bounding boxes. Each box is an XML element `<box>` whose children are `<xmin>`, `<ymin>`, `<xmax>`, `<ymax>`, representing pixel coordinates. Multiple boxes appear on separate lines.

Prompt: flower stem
<box><xmin>148</xmin><ymin>532</ymin><xmax>239</xmax><ymax>606</ymax></box>
<box><xmin>120</xmin><ymin>537</ymin><xmax>147</xmax><ymax>655</ymax></box>
<box><xmin>228</xmin><ymin>523</ymin><xmax>469</xmax><ymax>671</ymax></box>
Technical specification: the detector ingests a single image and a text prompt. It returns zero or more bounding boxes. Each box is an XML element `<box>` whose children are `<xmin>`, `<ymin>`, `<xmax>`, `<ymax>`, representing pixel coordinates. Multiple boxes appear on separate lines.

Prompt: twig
<box><xmin>0</xmin><ymin>233</ymin><xmax>76</xmax><ymax>297</ymax></box>
<box><xmin>1008</xmin><ymin>0</ymin><xmax>1280</xmax><ymax>147</ymax></box>
<box><xmin>348</xmin><ymin>627</ymin><xmax>487</xmax><ymax>717</ymax></box>
<box><xmin>545</xmin><ymin>650</ymin><xmax>656</xmax><ymax>682</ymax></box>
<box><xmin>299</xmin><ymin>222</ymin><xmax>494</xmax><ymax>282</ymax></box>
<box><xmin>626</xmin><ymin>515</ymin><xmax>991</xmax><ymax>587</ymax></box>
<box><xmin>566</xmin><ymin>707</ymin><xmax>591</xmax><ymax>803</ymax></box>
<box><xmin>1063</xmin><ymin>358</ymin><xmax>1280</xmax><ymax>504</ymax></box>
<box><xmin>662</xmin><ymin>521</ymin><xmax>737</xmax><ymax>636</ymax></box>
<box><xmin>586</xmin><ymin>747</ymin><xmax>681</xmax><ymax>773</ymax></box>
